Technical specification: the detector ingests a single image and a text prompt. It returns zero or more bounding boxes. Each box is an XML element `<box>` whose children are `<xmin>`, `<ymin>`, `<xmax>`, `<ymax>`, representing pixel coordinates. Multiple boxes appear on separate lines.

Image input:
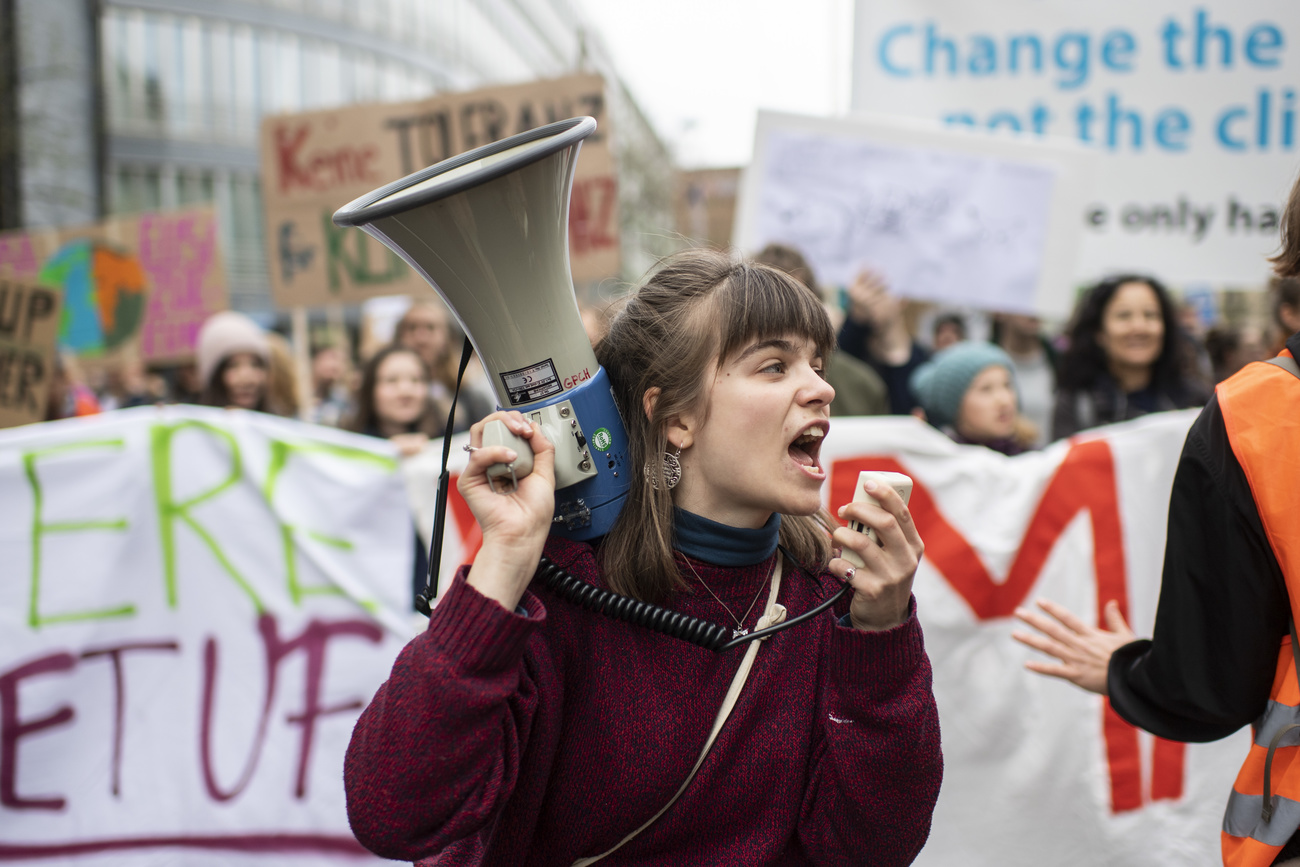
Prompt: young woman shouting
<box><xmin>344</xmin><ymin>250</ymin><xmax>941</xmax><ymax>866</ymax></box>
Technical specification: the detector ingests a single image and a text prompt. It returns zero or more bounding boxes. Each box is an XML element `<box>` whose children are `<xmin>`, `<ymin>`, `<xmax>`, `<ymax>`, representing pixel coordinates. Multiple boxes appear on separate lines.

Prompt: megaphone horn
<box><xmin>332</xmin><ymin>116</ymin><xmax>629</xmax><ymax>541</ymax></box>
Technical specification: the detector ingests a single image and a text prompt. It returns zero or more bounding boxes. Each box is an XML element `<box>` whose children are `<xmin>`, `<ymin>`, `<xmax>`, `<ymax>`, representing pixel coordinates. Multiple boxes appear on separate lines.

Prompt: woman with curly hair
<box><xmin>1051</xmin><ymin>274</ymin><xmax>1209</xmax><ymax>440</ymax></box>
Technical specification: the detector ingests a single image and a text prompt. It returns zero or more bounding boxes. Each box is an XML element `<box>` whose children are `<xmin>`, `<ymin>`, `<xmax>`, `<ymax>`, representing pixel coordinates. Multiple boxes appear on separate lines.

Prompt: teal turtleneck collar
<box><xmin>671</xmin><ymin>508</ymin><xmax>781</xmax><ymax>566</ymax></box>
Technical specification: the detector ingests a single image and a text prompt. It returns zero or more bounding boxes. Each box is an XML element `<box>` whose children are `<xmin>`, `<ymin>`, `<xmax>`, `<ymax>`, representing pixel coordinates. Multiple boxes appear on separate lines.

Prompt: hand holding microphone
<box><xmin>832</xmin><ymin>471</ymin><xmax>923</xmax><ymax>632</ymax></box>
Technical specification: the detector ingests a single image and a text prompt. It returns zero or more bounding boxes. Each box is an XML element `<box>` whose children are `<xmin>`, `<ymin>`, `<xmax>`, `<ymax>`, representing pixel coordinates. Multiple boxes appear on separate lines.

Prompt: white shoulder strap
<box><xmin>570</xmin><ymin>556</ymin><xmax>787</xmax><ymax>867</ymax></box>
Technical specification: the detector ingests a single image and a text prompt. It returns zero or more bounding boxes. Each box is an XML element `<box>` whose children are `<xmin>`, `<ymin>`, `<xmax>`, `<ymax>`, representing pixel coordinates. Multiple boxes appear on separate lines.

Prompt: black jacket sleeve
<box><xmin>838</xmin><ymin>317</ymin><xmax>873</xmax><ymax>365</ymax></box>
<box><xmin>1107</xmin><ymin>393</ymin><xmax>1291</xmax><ymax>742</ymax></box>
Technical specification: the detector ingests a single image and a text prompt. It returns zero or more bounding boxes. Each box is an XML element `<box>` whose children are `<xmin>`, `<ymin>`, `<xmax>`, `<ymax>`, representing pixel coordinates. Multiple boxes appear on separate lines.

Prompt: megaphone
<box><xmin>332</xmin><ymin>116</ymin><xmax>628</xmax><ymax>541</ymax></box>
<box><xmin>334</xmin><ymin>116</ymin><xmax>853</xmax><ymax>651</ymax></box>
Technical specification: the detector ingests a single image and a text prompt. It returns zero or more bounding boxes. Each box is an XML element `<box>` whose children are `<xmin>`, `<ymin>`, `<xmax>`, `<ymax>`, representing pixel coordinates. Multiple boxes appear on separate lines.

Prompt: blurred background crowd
<box><xmin>45</xmin><ymin>250</ymin><xmax>1300</xmax><ymax>463</ymax></box>
<box><xmin>8</xmin><ymin>0</ymin><xmax>1293</xmax><ymax>469</ymax></box>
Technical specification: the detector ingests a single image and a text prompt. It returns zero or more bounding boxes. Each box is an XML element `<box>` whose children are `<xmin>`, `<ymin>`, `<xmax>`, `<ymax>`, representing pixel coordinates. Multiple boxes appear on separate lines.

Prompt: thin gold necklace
<box><xmin>679</xmin><ymin>555</ymin><xmax>773</xmax><ymax>639</ymax></box>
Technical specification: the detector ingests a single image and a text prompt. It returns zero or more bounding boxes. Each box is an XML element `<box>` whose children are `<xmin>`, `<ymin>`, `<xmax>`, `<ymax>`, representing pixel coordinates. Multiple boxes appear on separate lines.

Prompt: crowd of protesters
<box><xmin>41</xmin><ymin>255</ymin><xmax>1299</xmax><ymax>464</ymax></box>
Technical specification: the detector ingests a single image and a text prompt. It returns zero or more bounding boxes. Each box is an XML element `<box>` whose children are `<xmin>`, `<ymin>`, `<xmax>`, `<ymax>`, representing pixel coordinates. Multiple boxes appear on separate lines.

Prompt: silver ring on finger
<box><xmin>462</xmin><ymin>445</ymin><xmax>479</xmax><ymax>453</ymax></box>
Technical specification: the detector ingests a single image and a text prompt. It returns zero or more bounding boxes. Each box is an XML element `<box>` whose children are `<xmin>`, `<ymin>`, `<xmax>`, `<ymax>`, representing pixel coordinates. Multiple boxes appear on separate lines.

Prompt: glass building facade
<box><xmin>97</xmin><ymin>0</ymin><xmax>673</xmax><ymax>311</ymax></box>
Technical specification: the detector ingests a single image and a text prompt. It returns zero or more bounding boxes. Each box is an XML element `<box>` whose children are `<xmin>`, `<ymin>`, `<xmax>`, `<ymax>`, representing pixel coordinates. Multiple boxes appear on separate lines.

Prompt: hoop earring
<box><xmin>644</xmin><ymin>446</ymin><xmax>682</xmax><ymax>490</ymax></box>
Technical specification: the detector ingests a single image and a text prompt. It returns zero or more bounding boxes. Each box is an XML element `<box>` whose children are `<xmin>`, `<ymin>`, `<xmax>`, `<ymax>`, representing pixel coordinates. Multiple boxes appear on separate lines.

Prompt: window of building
<box><xmin>101</xmin><ymin>9</ymin><xmax>131</xmax><ymax>130</ymax></box>
<box><xmin>180</xmin><ymin>16</ymin><xmax>205</xmax><ymax>136</ymax></box>
<box><xmin>141</xmin><ymin>168</ymin><xmax>162</xmax><ymax>211</ymax></box>
<box><xmin>275</xmin><ymin>31</ymin><xmax>303</xmax><ymax>115</ymax></box>
<box><xmin>316</xmin><ymin>40</ymin><xmax>343</xmax><ymax>109</ymax></box>
<box><xmin>256</xmin><ymin>29</ymin><xmax>275</xmax><ymax>122</ymax></box>
<box><xmin>111</xmin><ymin>166</ymin><xmax>138</xmax><ymax>214</ymax></box>
<box><xmin>143</xmin><ymin>15</ymin><xmax>164</xmax><ymax>123</ymax></box>
<box><xmin>231</xmin><ymin>25</ymin><xmax>256</xmax><ymax>140</ymax></box>
<box><xmin>353</xmin><ymin>51</ymin><xmax>377</xmax><ymax>102</ymax></box>
<box><xmin>208</xmin><ymin>20</ymin><xmax>232</xmax><ymax>138</ymax></box>
<box><xmin>165</xmin><ymin>15</ymin><xmax>187</xmax><ymax>133</ymax></box>
<box><xmin>357</xmin><ymin>0</ymin><xmax>381</xmax><ymax>33</ymax></box>
<box><xmin>339</xmin><ymin>48</ymin><xmax>356</xmax><ymax>104</ymax></box>
<box><xmin>317</xmin><ymin>0</ymin><xmax>345</xmax><ymax>23</ymax></box>
<box><xmin>179</xmin><ymin>170</ymin><xmax>215</xmax><ymax>206</ymax></box>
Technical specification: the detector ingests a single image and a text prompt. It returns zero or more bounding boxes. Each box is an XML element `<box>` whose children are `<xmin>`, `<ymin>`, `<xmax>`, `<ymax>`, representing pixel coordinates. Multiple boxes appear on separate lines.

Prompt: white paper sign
<box><xmin>852</xmin><ymin>0</ymin><xmax>1299</xmax><ymax>286</ymax></box>
<box><xmin>734</xmin><ymin>110</ymin><xmax>1095</xmax><ymax>317</ymax></box>
<box><xmin>0</xmin><ymin>406</ymin><xmax>415</xmax><ymax>865</ymax></box>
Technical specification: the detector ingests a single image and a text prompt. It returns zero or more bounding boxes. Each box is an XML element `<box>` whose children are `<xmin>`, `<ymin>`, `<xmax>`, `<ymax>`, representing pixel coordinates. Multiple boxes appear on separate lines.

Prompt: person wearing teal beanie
<box><xmin>909</xmin><ymin>341</ymin><xmax>1026</xmax><ymax>455</ymax></box>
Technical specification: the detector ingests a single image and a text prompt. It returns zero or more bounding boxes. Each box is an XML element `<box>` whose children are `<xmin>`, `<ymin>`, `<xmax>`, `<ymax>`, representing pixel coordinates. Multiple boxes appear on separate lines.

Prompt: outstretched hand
<box><xmin>1011</xmin><ymin>599</ymin><xmax>1137</xmax><ymax>695</ymax></box>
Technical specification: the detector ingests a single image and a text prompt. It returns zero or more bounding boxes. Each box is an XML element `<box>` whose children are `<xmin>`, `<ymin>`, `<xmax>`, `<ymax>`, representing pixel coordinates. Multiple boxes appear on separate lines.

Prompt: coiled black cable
<box><xmin>535</xmin><ymin>553</ymin><xmax>853</xmax><ymax>653</ymax></box>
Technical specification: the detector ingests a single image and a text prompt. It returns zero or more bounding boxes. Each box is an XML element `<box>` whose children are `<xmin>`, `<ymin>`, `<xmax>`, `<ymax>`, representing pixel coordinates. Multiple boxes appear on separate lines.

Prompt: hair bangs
<box><xmin>713</xmin><ymin>263</ymin><xmax>836</xmax><ymax>364</ymax></box>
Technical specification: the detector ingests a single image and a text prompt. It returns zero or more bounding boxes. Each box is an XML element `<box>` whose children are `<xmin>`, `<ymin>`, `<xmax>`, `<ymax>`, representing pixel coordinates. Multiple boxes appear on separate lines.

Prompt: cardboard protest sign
<box><xmin>734</xmin><ymin>110</ymin><xmax>1094</xmax><ymax>316</ymax></box>
<box><xmin>0</xmin><ymin>207</ymin><xmax>227</xmax><ymax>364</ymax></box>
<box><xmin>676</xmin><ymin>168</ymin><xmax>742</xmax><ymax>250</ymax></box>
<box><xmin>260</xmin><ymin>74</ymin><xmax>621</xmax><ymax>310</ymax></box>
<box><xmin>0</xmin><ymin>406</ymin><xmax>414</xmax><ymax>864</ymax></box>
<box><xmin>852</xmin><ymin>0</ymin><xmax>1297</xmax><ymax>285</ymax></box>
<box><xmin>0</xmin><ymin>277</ymin><xmax>61</xmax><ymax>427</ymax></box>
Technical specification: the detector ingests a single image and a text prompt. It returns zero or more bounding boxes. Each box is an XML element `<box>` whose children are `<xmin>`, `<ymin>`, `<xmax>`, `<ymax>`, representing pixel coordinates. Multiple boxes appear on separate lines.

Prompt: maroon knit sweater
<box><xmin>344</xmin><ymin>537</ymin><xmax>942</xmax><ymax>865</ymax></box>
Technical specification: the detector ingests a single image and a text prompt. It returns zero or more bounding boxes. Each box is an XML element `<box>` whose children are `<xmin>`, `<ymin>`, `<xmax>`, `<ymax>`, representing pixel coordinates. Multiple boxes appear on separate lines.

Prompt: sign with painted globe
<box><xmin>38</xmin><ymin>239</ymin><xmax>149</xmax><ymax>356</ymax></box>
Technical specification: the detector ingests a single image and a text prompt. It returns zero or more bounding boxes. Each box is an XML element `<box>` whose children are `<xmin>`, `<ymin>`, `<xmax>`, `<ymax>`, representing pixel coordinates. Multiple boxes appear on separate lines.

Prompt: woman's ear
<box><xmin>643</xmin><ymin>386</ymin><xmax>693</xmax><ymax>450</ymax></box>
<box><xmin>665</xmin><ymin>414</ymin><xmax>692</xmax><ymax>450</ymax></box>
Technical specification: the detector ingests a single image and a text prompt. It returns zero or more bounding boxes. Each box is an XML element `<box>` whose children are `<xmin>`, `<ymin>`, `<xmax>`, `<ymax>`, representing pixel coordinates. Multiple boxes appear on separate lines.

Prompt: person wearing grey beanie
<box><xmin>196</xmin><ymin>310</ymin><xmax>272</xmax><ymax>412</ymax></box>
<box><xmin>909</xmin><ymin>341</ymin><xmax>1026</xmax><ymax>455</ymax></box>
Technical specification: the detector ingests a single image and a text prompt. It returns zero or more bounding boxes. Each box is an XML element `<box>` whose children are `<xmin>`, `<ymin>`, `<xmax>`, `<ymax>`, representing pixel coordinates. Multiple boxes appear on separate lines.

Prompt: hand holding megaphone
<box><xmin>481</xmin><ymin>418</ymin><xmax>534</xmax><ymax>491</ymax></box>
<box><xmin>457</xmin><ymin>411</ymin><xmax>555</xmax><ymax>611</ymax></box>
<box><xmin>460</xmin><ymin>411</ymin><xmax>555</xmax><ymax>514</ymax></box>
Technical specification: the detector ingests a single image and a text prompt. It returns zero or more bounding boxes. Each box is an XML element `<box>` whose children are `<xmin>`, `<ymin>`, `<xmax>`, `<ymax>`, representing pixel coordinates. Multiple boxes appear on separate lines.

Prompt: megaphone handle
<box><xmin>483</xmin><ymin>418</ymin><xmax>535</xmax><ymax>492</ymax></box>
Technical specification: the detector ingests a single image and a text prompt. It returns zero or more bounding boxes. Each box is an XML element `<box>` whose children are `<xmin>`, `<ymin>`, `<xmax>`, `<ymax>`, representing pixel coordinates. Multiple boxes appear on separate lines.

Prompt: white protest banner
<box><xmin>734</xmin><ymin>110</ymin><xmax>1094</xmax><ymax>317</ymax></box>
<box><xmin>852</xmin><ymin>0</ymin><xmax>1299</xmax><ymax>286</ymax></box>
<box><xmin>419</xmin><ymin>410</ymin><xmax>1243</xmax><ymax>864</ymax></box>
<box><xmin>0</xmin><ymin>406</ymin><xmax>415</xmax><ymax>865</ymax></box>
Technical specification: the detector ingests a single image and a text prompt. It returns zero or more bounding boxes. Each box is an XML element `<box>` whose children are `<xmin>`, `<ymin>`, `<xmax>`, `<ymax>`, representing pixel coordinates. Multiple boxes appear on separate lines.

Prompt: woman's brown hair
<box><xmin>595</xmin><ymin>248</ymin><xmax>837</xmax><ymax>603</ymax></box>
<box><xmin>201</xmin><ymin>354</ymin><xmax>268</xmax><ymax>412</ymax></box>
<box><xmin>264</xmin><ymin>332</ymin><xmax>300</xmax><ymax>417</ymax></box>
<box><xmin>1272</xmin><ymin>173</ymin><xmax>1300</xmax><ymax>278</ymax></box>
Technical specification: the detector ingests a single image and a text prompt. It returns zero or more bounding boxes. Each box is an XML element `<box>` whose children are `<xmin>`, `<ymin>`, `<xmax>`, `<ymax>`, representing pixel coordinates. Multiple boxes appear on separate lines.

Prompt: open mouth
<box><xmin>788</xmin><ymin>424</ymin><xmax>826</xmax><ymax>473</ymax></box>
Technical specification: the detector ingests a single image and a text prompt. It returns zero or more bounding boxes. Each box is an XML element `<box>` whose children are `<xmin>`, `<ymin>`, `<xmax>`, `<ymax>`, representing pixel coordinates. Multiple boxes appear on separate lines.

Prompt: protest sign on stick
<box><xmin>259</xmin><ymin>74</ymin><xmax>621</xmax><ymax>310</ymax></box>
<box><xmin>734</xmin><ymin>110</ymin><xmax>1094</xmax><ymax>316</ymax></box>
<box><xmin>0</xmin><ymin>276</ymin><xmax>62</xmax><ymax>428</ymax></box>
<box><xmin>0</xmin><ymin>207</ymin><xmax>227</xmax><ymax>364</ymax></box>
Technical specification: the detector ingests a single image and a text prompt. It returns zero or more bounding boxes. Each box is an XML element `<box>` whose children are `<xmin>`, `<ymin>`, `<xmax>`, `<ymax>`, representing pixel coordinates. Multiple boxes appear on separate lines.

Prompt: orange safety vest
<box><xmin>1219</xmin><ymin>349</ymin><xmax>1300</xmax><ymax>867</ymax></box>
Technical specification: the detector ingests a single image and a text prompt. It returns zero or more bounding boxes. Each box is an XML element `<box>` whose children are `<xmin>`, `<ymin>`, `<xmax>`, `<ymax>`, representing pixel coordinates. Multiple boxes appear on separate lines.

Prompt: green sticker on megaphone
<box><xmin>592</xmin><ymin>428</ymin><xmax>613</xmax><ymax>451</ymax></box>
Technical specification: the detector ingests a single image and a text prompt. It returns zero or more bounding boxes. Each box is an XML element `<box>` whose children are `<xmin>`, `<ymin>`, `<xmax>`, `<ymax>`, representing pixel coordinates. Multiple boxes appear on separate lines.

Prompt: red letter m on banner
<box><xmin>833</xmin><ymin>439</ymin><xmax>1184</xmax><ymax>814</ymax></box>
